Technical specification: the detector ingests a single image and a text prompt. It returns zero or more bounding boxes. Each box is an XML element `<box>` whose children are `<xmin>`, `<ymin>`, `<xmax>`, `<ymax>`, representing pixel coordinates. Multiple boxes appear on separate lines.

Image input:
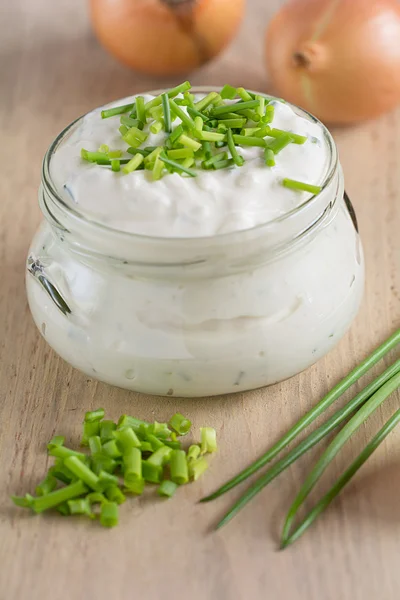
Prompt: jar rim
<box><xmin>41</xmin><ymin>86</ymin><xmax>338</xmax><ymax>243</ymax></box>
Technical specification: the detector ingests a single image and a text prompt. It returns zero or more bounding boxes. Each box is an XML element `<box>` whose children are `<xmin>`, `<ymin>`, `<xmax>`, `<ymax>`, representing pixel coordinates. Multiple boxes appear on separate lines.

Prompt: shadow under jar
<box><xmin>26</xmin><ymin>92</ymin><xmax>364</xmax><ymax>397</ymax></box>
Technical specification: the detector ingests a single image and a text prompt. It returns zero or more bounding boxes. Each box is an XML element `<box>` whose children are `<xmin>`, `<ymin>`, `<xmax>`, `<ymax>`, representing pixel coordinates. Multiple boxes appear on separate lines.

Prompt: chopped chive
<box><xmin>187</xmin><ymin>107</ymin><xmax>208</xmax><ymax>121</ymax></box>
<box><xmin>194</xmin><ymin>92</ymin><xmax>220</xmax><ymax>112</ymax></box>
<box><xmin>81</xmin><ymin>421</ymin><xmax>100</xmax><ymax>446</ymax></box>
<box><xmin>187</xmin><ymin>445</ymin><xmax>201</xmax><ymax>461</ymax></box>
<box><xmin>148</xmin><ymin>106</ymin><xmax>163</xmax><ymax>120</ymax></box>
<box><xmin>263</xmin><ymin>103</ymin><xmax>275</xmax><ymax>124</ymax></box>
<box><xmin>123</xmin><ymin>127</ymin><xmax>148</xmax><ymax>146</ymax></box>
<box><xmin>212</xmin><ymin>99</ymin><xmax>259</xmax><ymax>116</ymax></box>
<box><xmin>120</xmin><ymin>115</ymin><xmax>142</xmax><ymax>128</ymax></box>
<box><xmin>220</xmin><ymin>84</ymin><xmax>237</xmax><ymax>99</ymax></box>
<box><xmin>282</xmin><ymin>178</ymin><xmax>322</xmax><ymax>195</ymax></box>
<box><xmin>87</xmin><ymin>492</ymin><xmax>106</xmax><ymax>504</ymax></box>
<box><xmin>64</xmin><ymin>456</ymin><xmax>100</xmax><ymax>491</ymax></box>
<box><xmin>135</xmin><ymin>96</ymin><xmax>146</xmax><ymax>124</ymax></box>
<box><xmin>182</xmin><ymin>157</ymin><xmax>195</xmax><ymax>169</ymax></box>
<box><xmin>32</xmin><ymin>480</ymin><xmax>88</xmax><ymax>513</ymax></box>
<box><xmin>100</xmin><ymin>420</ymin><xmax>117</xmax><ymax>443</ymax></box>
<box><xmin>142</xmin><ymin>461</ymin><xmax>162</xmax><ymax>484</ymax></box>
<box><xmin>35</xmin><ymin>473</ymin><xmax>57</xmax><ymax>496</ymax></box>
<box><xmin>227</xmin><ymin>129</ymin><xmax>245</xmax><ymax>167</ymax></box>
<box><xmin>188</xmin><ymin>457</ymin><xmax>209</xmax><ymax>481</ymax></box>
<box><xmin>184</xmin><ymin>91</ymin><xmax>195</xmax><ymax>107</ymax></box>
<box><xmin>12</xmin><ymin>494</ymin><xmax>35</xmax><ymax>508</ymax></box>
<box><xmin>100</xmin><ymin>501</ymin><xmax>119</xmax><ymax>527</ymax></box>
<box><xmin>167</xmin><ymin>148</ymin><xmax>194</xmax><ymax>160</ymax></box>
<box><xmin>161</xmin><ymin>92</ymin><xmax>172</xmax><ymax>133</ymax></box>
<box><xmin>68</xmin><ymin>498</ymin><xmax>92</xmax><ymax>517</ymax></box>
<box><xmin>152</xmin><ymin>155</ymin><xmax>164</xmax><ymax>181</ymax></box>
<box><xmin>108</xmin><ymin>150</ymin><xmax>122</xmax><ymax>158</ymax></box>
<box><xmin>47</xmin><ymin>435</ymin><xmax>65</xmax><ymax>450</ymax></box>
<box><xmin>237</xmin><ymin>87</ymin><xmax>253</xmax><ymax>101</ymax></box>
<box><xmin>102</xmin><ymin>439</ymin><xmax>122</xmax><ymax>458</ymax></box>
<box><xmin>169</xmin><ymin>99</ymin><xmax>195</xmax><ymax>129</ymax></box>
<box><xmin>98</xmin><ymin>471</ymin><xmax>119</xmax><ymax>490</ymax></box>
<box><xmin>123</xmin><ymin>447</ymin><xmax>142</xmax><ymax>485</ymax></box>
<box><xmin>85</xmin><ymin>409</ymin><xmax>105</xmax><ymax>423</ymax></box>
<box><xmin>178</xmin><ymin>134</ymin><xmax>202</xmax><ymax>151</ymax></box>
<box><xmin>268</xmin><ymin>127</ymin><xmax>307</xmax><ymax>144</ymax></box>
<box><xmin>96</xmin><ymin>158</ymin><xmax>132</xmax><ymax>166</ymax></box>
<box><xmin>194</xmin><ymin>131</ymin><xmax>226</xmax><ymax>142</ymax></box>
<box><xmin>98</xmin><ymin>144</ymin><xmax>109</xmax><ymax>153</ymax></box>
<box><xmin>119</xmin><ymin>125</ymin><xmax>128</xmax><ymax>136</ymax></box>
<box><xmin>214</xmin><ymin>141</ymin><xmax>226</xmax><ymax>149</ymax></box>
<box><xmin>232</xmin><ymin>135</ymin><xmax>265</xmax><ymax>147</ymax></box>
<box><xmin>150</xmin><ymin>120</ymin><xmax>164</xmax><ymax>134</ymax></box>
<box><xmin>122</xmin><ymin>154</ymin><xmax>144</xmax><ymax>174</ymax></box>
<box><xmin>213</xmin><ymin>112</ymin><xmax>242</xmax><ymax>120</ymax></box>
<box><xmin>164</xmin><ymin>440</ymin><xmax>182</xmax><ymax>450</ymax></box>
<box><xmin>194</xmin><ymin>116</ymin><xmax>204</xmax><ymax>132</ymax></box>
<box><xmin>114</xmin><ymin>427</ymin><xmax>141</xmax><ymax>451</ymax></box>
<box><xmin>252</xmin><ymin>126</ymin><xmax>271</xmax><ymax>138</ymax></box>
<box><xmin>213</xmin><ymin>158</ymin><xmax>235</xmax><ymax>170</ymax></box>
<box><xmin>117</xmin><ymin>415</ymin><xmax>148</xmax><ymax>432</ymax></box>
<box><xmin>168</xmin><ymin>413</ymin><xmax>192</xmax><ymax>435</ymax></box>
<box><xmin>81</xmin><ymin>149</ymin><xmax>109</xmax><ymax>163</ymax></box>
<box><xmin>140</xmin><ymin>441</ymin><xmax>153</xmax><ymax>453</ymax></box>
<box><xmin>111</xmin><ymin>159</ymin><xmax>120</xmax><ymax>172</ymax></box>
<box><xmin>124</xmin><ymin>478</ymin><xmax>145</xmax><ymax>495</ymax></box>
<box><xmin>49</xmin><ymin>462</ymin><xmax>75</xmax><ymax>485</ymax></box>
<box><xmin>159</xmin><ymin>153</ymin><xmax>197</xmax><ymax>177</ymax></box>
<box><xmin>101</xmin><ymin>102</ymin><xmax>135</xmax><ymax>119</ymax></box>
<box><xmin>127</xmin><ymin>146</ymin><xmax>156</xmax><ymax>157</ymax></box>
<box><xmin>266</xmin><ymin>133</ymin><xmax>292</xmax><ymax>154</ymax></box>
<box><xmin>169</xmin><ymin>124</ymin><xmax>185</xmax><ymax>145</ymax></box>
<box><xmin>147</xmin><ymin>446</ymin><xmax>172</xmax><ymax>467</ymax></box>
<box><xmin>48</xmin><ymin>446</ymin><xmax>86</xmax><ymax>460</ymax></box>
<box><xmin>148</xmin><ymin>422</ymin><xmax>172</xmax><ymax>439</ymax></box>
<box><xmin>264</xmin><ymin>148</ymin><xmax>275</xmax><ymax>167</ymax></box>
<box><xmin>158</xmin><ymin>480</ymin><xmax>178</xmax><ymax>498</ymax></box>
<box><xmin>146</xmin><ymin>433</ymin><xmax>165</xmax><ymax>451</ymax></box>
<box><xmin>237</xmin><ymin>109</ymin><xmax>261</xmax><ymax>123</ymax></box>
<box><xmin>218</xmin><ymin>118</ymin><xmax>247</xmax><ymax>129</ymax></box>
<box><xmin>202</xmin><ymin>141</ymin><xmax>212</xmax><ymax>160</ymax></box>
<box><xmin>200</xmin><ymin>427</ymin><xmax>217</xmax><ymax>454</ymax></box>
<box><xmin>256</xmin><ymin>95</ymin><xmax>265</xmax><ymax>117</ymax></box>
<box><xmin>56</xmin><ymin>502</ymin><xmax>70</xmax><ymax>516</ymax></box>
<box><xmin>144</xmin><ymin>81</ymin><xmax>191</xmax><ymax>111</ymax></box>
<box><xmin>170</xmin><ymin>450</ymin><xmax>189</xmax><ymax>485</ymax></box>
<box><xmin>88</xmin><ymin>435</ymin><xmax>102</xmax><ymax>455</ymax></box>
<box><xmin>91</xmin><ymin>456</ymin><xmax>117</xmax><ymax>475</ymax></box>
<box><xmin>105</xmin><ymin>485</ymin><xmax>126</xmax><ymax>505</ymax></box>
<box><xmin>240</xmin><ymin>127</ymin><xmax>261</xmax><ymax>136</ymax></box>
<box><xmin>203</xmin><ymin>151</ymin><xmax>229</xmax><ymax>169</ymax></box>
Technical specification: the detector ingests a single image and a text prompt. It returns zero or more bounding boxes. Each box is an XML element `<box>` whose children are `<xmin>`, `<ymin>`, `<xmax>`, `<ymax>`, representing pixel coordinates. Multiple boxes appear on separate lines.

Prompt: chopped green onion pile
<box><xmin>80</xmin><ymin>82</ymin><xmax>321</xmax><ymax>194</ymax></box>
<box><xmin>201</xmin><ymin>328</ymin><xmax>400</xmax><ymax>548</ymax></box>
<box><xmin>12</xmin><ymin>410</ymin><xmax>217</xmax><ymax>528</ymax></box>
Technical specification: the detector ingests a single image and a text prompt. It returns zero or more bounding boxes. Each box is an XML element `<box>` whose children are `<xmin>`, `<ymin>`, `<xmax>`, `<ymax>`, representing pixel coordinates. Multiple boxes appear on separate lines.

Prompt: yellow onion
<box><xmin>90</xmin><ymin>0</ymin><xmax>245</xmax><ymax>77</ymax></box>
<box><xmin>265</xmin><ymin>0</ymin><xmax>400</xmax><ymax>124</ymax></box>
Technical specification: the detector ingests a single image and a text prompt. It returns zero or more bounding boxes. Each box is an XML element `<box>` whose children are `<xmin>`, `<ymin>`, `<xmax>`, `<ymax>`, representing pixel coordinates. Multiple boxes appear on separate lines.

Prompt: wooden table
<box><xmin>1</xmin><ymin>1</ymin><xmax>399</xmax><ymax>598</ymax></box>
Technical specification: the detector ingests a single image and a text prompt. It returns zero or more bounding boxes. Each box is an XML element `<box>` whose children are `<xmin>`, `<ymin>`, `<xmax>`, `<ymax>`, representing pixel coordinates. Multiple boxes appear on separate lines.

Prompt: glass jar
<box><xmin>26</xmin><ymin>91</ymin><xmax>364</xmax><ymax>397</ymax></box>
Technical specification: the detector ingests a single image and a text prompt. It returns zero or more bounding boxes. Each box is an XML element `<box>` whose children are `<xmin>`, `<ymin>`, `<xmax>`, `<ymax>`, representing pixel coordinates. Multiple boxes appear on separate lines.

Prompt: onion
<box><xmin>89</xmin><ymin>0</ymin><xmax>245</xmax><ymax>77</ymax></box>
<box><xmin>265</xmin><ymin>0</ymin><xmax>400</xmax><ymax>124</ymax></box>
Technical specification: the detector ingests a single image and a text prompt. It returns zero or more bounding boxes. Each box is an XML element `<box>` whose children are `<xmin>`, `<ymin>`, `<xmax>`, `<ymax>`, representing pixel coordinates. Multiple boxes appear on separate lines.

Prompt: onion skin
<box><xmin>265</xmin><ymin>0</ymin><xmax>400</xmax><ymax>124</ymax></box>
<box><xmin>90</xmin><ymin>0</ymin><xmax>245</xmax><ymax>77</ymax></box>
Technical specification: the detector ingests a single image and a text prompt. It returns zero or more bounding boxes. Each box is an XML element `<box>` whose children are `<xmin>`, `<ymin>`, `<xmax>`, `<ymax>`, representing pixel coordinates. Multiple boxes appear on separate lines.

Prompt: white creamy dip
<box><xmin>50</xmin><ymin>94</ymin><xmax>330</xmax><ymax>237</ymax></box>
<box><xmin>27</xmin><ymin>89</ymin><xmax>364</xmax><ymax>396</ymax></box>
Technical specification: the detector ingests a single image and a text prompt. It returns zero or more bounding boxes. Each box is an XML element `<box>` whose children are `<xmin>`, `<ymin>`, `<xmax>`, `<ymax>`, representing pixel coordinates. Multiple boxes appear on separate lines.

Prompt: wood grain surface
<box><xmin>1</xmin><ymin>1</ymin><xmax>399</xmax><ymax>599</ymax></box>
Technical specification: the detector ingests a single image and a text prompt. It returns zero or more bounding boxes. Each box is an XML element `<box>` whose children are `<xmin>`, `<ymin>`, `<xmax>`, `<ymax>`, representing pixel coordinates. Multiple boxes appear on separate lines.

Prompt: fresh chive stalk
<box><xmin>227</xmin><ymin>130</ymin><xmax>245</xmax><ymax>167</ymax></box>
<box><xmin>161</xmin><ymin>93</ymin><xmax>172</xmax><ymax>133</ymax></box>
<box><xmin>101</xmin><ymin>102</ymin><xmax>135</xmax><ymax>119</ymax></box>
<box><xmin>213</xmin><ymin>360</ymin><xmax>400</xmax><ymax>526</ymax></box>
<box><xmin>203</xmin><ymin>330</ymin><xmax>400</xmax><ymax>509</ymax></box>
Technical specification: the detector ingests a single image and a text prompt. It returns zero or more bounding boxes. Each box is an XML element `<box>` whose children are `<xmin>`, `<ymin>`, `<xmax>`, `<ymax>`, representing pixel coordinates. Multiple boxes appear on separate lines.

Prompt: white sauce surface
<box><xmin>50</xmin><ymin>94</ymin><xmax>330</xmax><ymax>237</ymax></box>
